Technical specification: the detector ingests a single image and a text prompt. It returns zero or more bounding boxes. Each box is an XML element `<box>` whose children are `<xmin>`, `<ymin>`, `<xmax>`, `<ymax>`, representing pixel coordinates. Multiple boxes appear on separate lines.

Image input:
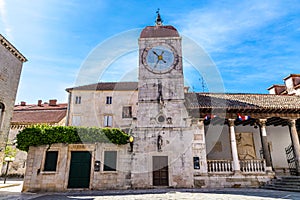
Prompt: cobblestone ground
<box><xmin>1</xmin><ymin>182</ymin><xmax>300</xmax><ymax>200</ymax></box>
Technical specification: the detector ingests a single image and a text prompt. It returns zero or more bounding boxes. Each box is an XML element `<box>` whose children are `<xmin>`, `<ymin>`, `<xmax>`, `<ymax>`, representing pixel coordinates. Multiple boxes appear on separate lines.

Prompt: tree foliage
<box><xmin>16</xmin><ymin>125</ymin><xmax>129</xmax><ymax>152</ymax></box>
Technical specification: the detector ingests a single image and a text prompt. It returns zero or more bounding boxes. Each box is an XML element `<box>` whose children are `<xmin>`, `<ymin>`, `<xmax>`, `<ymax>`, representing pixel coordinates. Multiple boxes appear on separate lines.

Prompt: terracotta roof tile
<box><xmin>184</xmin><ymin>93</ymin><xmax>300</xmax><ymax>109</ymax></box>
<box><xmin>14</xmin><ymin>103</ymin><xmax>67</xmax><ymax>111</ymax></box>
<box><xmin>12</xmin><ymin>103</ymin><xmax>67</xmax><ymax>124</ymax></box>
<box><xmin>66</xmin><ymin>82</ymin><xmax>138</xmax><ymax>92</ymax></box>
<box><xmin>140</xmin><ymin>26</ymin><xmax>180</xmax><ymax>38</ymax></box>
<box><xmin>11</xmin><ymin>110</ymin><xmax>66</xmax><ymax>124</ymax></box>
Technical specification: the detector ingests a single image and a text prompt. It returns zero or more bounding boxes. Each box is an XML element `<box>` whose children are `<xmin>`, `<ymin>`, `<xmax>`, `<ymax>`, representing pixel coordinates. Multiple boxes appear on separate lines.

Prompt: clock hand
<box><xmin>154</xmin><ymin>59</ymin><xmax>159</xmax><ymax>68</ymax></box>
<box><xmin>161</xmin><ymin>59</ymin><xmax>166</xmax><ymax>63</ymax></box>
<box><xmin>152</xmin><ymin>51</ymin><xmax>159</xmax><ymax>57</ymax></box>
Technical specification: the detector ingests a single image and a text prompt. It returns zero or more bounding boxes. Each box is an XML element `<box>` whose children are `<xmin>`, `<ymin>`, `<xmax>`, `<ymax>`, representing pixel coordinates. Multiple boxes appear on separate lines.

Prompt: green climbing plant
<box><xmin>16</xmin><ymin>125</ymin><xmax>129</xmax><ymax>152</ymax></box>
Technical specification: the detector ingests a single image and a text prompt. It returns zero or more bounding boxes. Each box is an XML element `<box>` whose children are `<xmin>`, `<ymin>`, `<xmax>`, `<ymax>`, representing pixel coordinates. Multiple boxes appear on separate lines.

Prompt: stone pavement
<box><xmin>0</xmin><ymin>179</ymin><xmax>300</xmax><ymax>200</ymax></box>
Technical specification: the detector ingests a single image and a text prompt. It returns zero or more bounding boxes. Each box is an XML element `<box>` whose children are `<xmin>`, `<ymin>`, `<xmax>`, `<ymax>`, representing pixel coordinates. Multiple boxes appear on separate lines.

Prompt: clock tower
<box><xmin>132</xmin><ymin>11</ymin><xmax>194</xmax><ymax>188</ymax></box>
<box><xmin>137</xmin><ymin>11</ymin><xmax>188</xmax><ymax>128</ymax></box>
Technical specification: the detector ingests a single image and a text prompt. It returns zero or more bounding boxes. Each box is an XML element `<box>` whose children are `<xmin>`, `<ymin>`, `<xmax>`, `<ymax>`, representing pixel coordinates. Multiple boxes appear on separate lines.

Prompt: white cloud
<box><xmin>173</xmin><ymin>1</ymin><xmax>300</xmax><ymax>94</ymax></box>
<box><xmin>0</xmin><ymin>0</ymin><xmax>10</xmax><ymax>38</ymax></box>
<box><xmin>176</xmin><ymin>1</ymin><xmax>288</xmax><ymax>52</ymax></box>
<box><xmin>0</xmin><ymin>0</ymin><xmax>13</xmax><ymax>39</ymax></box>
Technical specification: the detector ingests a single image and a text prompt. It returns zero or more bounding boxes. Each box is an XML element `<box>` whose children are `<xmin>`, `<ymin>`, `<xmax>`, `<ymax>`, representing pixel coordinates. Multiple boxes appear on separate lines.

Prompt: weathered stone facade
<box><xmin>0</xmin><ymin>34</ymin><xmax>26</xmax><ymax>172</ymax></box>
<box><xmin>23</xmin><ymin>143</ymin><xmax>131</xmax><ymax>192</ymax></box>
<box><xmin>66</xmin><ymin>83</ymin><xmax>138</xmax><ymax>130</ymax></box>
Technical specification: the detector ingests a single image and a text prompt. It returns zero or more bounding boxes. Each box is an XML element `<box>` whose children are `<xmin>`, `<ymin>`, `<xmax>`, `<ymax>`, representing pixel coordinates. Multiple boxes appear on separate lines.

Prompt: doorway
<box><xmin>68</xmin><ymin>151</ymin><xmax>92</xmax><ymax>188</ymax></box>
<box><xmin>153</xmin><ymin>156</ymin><xmax>168</xmax><ymax>186</ymax></box>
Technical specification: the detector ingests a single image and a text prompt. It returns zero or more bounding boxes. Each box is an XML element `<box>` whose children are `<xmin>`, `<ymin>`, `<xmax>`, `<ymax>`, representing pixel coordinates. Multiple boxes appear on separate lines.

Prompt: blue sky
<box><xmin>1</xmin><ymin>0</ymin><xmax>300</xmax><ymax>104</ymax></box>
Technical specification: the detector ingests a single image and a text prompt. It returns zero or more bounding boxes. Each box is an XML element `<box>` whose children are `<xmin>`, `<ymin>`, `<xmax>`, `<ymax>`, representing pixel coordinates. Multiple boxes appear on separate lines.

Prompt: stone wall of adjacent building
<box><xmin>0</xmin><ymin>36</ymin><xmax>26</xmax><ymax>172</ymax></box>
<box><xmin>22</xmin><ymin>143</ymin><xmax>130</xmax><ymax>192</ymax></box>
<box><xmin>67</xmin><ymin>90</ymin><xmax>138</xmax><ymax>130</ymax></box>
<box><xmin>1</xmin><ymin>127</ymin><xmax>27</xmax><ymax>176</ymax></box>
<box><xmin>268</xmin><ymin>74</ymin><xmax>300</xmax><ymax>95</ymax></box>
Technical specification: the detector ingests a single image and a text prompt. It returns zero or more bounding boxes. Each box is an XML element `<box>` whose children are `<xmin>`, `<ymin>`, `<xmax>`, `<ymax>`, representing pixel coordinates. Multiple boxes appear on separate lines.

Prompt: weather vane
<box><xmin>155</xmin><ymin>8</ymin><xmax>163</xmax><ymax>26</ymax></box>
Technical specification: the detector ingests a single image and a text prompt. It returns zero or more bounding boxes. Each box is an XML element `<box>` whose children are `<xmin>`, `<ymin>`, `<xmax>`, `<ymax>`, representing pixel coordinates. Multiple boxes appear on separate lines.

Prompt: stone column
<box><xmin>259</xmin><ymin>119</ymin><xmax>273</xmax><ymax>172</ymax></box>
<box><xmin>289</xmin><ymin>119</ymin><xmax>300</xmax><ymax>173</ymax></box>
<box><xmin>228</xmin><ymin>119</ymin><xmax>240</xmax><ymax>173</ymax></box>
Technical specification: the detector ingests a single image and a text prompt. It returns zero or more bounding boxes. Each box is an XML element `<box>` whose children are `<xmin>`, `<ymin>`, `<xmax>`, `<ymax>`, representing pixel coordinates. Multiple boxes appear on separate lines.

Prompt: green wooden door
<box><xmin>68</xmin><ymin>151</ymin><xmax>91</xmax><ymax>188</ymax></box>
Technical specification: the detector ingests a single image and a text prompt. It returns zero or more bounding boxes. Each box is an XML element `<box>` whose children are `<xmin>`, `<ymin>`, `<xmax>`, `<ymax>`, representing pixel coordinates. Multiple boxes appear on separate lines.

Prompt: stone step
<box><xmin>262</xmin><ymin>176</ymin><xmax>300</xmax><ymax>192</ymax></box>
<box><xmin>262</xmin><ymin>185</ymin><xmax>300</xmax><ymax>192</ymax></box>
<box><xmin>273</xmin><ymin>177</ymin><xmax>300</xmax><ymax>182</ymax></box>
<box><xmin>271</xmin><ymin>181</ymin><xmax>300</xmax><ymax>186</ymax></box>
<box><xmin>273</xmin><ymin>179</ymin><xmax>300</xmax><ymax>184</ymax></box>
<box><xmin>269</xmin><ymin>183</ymin><xmax>300</xmax><ymax>189</ymax></box>
<box><xmin>279</xmin><ymin>176</ymin><xmax>300</xmax><ymax>181</ymax></box>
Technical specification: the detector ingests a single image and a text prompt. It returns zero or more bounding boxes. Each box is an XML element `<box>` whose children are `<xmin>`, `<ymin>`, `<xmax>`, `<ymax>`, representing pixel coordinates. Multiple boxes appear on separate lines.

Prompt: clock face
<box><xmin>145</xmin><ymin>45</ymin><xmax>175</xmax><ymax>73</ymax></box>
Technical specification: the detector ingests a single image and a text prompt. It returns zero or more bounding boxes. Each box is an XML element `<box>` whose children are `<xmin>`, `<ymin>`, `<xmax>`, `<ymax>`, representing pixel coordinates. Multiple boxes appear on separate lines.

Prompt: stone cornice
<box><xmin>0</xmin><ymin>34</ymin><xmax>27</xmax><ymax>62</ymax></box>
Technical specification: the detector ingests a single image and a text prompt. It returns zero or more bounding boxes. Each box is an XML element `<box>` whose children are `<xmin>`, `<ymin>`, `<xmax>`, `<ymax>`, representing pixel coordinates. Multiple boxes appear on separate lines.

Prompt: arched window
<box><xmin>0</xmin><ymin>103</ymin><xmax>5</xmax><ymax>130</ymax></box>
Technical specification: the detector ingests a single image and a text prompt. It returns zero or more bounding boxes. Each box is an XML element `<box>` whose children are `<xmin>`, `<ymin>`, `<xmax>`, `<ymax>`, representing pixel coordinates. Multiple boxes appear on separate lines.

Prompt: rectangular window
<box><xmin>44</xmin><ymin>151</ymin><xmax>58</xmax><ymax>171</ymax></box>
<box><xmin>122</xmin><ymin>106</ymin><xmax>132</xmax><ymax>118</ymax></box>
<box><xmin>75</xmin><ymin>96</ymin><xmax>81</xmax><ymax>104</ymax></box>
<box><xmin>104</xmin><ymin>115</ymin><xmax>113</xmax><ymax>127</ymax></box>
<box><xmin>193</xmin><ymin>157</ymin><xmax>200</xmax><ymax>169</ymax></box>
<box><xmin>104</xmin><ymin>151</ymin><xmax>117</xmax><ymax>171</ymax></box>
<box><xmin>106</xmin><ymin>96</ymin><xmax>112</xmax><ymax>104</ymax></box>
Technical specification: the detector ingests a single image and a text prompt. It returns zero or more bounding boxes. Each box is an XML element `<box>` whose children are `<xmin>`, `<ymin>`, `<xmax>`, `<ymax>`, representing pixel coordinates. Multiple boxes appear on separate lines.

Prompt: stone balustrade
<box><xmin>207</xmin><ymin>159</ymin><xmax>266</xmax><ymax>174</ymax></box>
<box><xmin>207</xmin><ymin>160</ymin><xmax>233</xmax><ymax>173</ymax></box>
<box><xmin>240</xmin><ymin>159</ymin><xmax>266</xmax><ymax>173</ymax></box>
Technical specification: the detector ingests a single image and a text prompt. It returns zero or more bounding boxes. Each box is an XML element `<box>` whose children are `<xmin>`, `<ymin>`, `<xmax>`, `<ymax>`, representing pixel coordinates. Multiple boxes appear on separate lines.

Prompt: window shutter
<box><xmin>108</xmin><ymin>116</ymin><xmax>112</xmax><ymax>126</ymax></box>
<box><xmin>104</xmin><ymin>151</ymin><xmax>117</xmax><ymax>171</ymax></box>
<box><xmin>44</xmin><ymin>151</ymin><xmax>58</xmax><ymax>171</ymax></box>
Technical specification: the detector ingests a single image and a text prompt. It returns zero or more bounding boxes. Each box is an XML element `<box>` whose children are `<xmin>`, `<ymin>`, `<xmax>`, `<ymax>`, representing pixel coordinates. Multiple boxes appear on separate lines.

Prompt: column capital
<box><xmin>197</xmin><ymin>119</ymin><xmax>204</xmax><ymax>126</ymax></box>
<box><xmin>228</xmin><ymin>119</ymin><xmax>235</xmax><ymax>126</ymax></box>
<box><xmin>191</xmin><ymin>118</ymin><xmax>204</xmax><ymax>126</ymax></box>
<box><xmin>288</xmin><ymin>118</ymin><xmax>297</xmax><ymax>126</ymax></box>
<box><xmin>258</xmin><ymin>119</ymin><xmax>267</xmax><ymax>127</ymax></box>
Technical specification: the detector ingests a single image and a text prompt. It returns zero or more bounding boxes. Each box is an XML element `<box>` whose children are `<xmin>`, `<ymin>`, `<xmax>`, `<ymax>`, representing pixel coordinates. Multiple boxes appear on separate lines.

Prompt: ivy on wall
<box><xmin>16</xmin><ymin>125</ymin><xmax>129</xmax><ymax>152</ymax></box>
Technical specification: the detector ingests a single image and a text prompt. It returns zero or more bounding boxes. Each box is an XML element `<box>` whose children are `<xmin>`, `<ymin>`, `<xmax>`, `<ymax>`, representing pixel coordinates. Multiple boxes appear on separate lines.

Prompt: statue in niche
<box><xmin>236</xmin><ymin>132</ymin><xmax>256</xmax><ymax>160</ymax></box>
<box><xmin>157</xmin><ymin>135</ymin><xmax>163</xmax><ymax>152</ymax></box>
<box><xmin>167</xmin><ymin>117</ymin><xmax>172</xmax><ymax>124</ymax></box>
<box><xmin>157</xmin><ymin>81</ymin><xmax>164</xmax><ymax>106</ymax></box>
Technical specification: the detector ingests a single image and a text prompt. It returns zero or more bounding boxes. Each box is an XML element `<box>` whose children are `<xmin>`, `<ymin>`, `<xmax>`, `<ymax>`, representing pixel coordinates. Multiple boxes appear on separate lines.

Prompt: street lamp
<box><xmin>3</xmin><ymin>157</ymin><xmax>15</xmax><ymax>184</ymax></box>
<box><xmin>129</xmin><ymin>136</ymin><xmax>134</xmax><ymax>152</ymax></box>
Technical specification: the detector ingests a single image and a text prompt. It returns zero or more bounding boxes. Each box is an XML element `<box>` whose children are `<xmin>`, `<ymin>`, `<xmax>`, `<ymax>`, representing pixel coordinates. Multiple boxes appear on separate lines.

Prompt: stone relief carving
<box><xmin>236</xmin><ymin>132</ymin><xmax>256</xmax><ymax>160</ymax></box>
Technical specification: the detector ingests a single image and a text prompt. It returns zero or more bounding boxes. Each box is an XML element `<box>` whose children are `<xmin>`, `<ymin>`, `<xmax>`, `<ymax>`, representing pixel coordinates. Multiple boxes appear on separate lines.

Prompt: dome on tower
<box><xmin>140</xmin><ymin>25</ymin><xmax>180</xmax><ymax>38</ymax></box>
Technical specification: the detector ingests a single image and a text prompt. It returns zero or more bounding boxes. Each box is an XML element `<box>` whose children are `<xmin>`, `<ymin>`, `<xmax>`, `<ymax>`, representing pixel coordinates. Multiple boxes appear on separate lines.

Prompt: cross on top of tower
<box><xmin>155</xmin><ymin>8</ymin><xmax>163</xmax><ymax>26</ymax></box>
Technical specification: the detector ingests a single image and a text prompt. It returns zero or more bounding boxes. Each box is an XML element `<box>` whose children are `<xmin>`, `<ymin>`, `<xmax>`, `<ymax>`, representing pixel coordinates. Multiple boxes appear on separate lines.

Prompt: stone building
<box><xmin>22</xmin><ymin>14</ymin><xmax>300</xmax><ymax>191</ymax></box>
<box><xmin>65</xmin><ymin>82</ymin><xmax>138</xmax><ymax>130</ymax></box>
<box><xmin>268</xmin><ymin>74</ymin><xmax>300</xmax><ymax>95</ymax></box>
<box><xmin>3</xmin><ymin>100</ymin><xmax>67</xmax><ymax>176</ymax></box>
<box><xmin>0</xmin><ymin>34</ymin><xmax>27</xmax><ymax>172</ymax></box>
